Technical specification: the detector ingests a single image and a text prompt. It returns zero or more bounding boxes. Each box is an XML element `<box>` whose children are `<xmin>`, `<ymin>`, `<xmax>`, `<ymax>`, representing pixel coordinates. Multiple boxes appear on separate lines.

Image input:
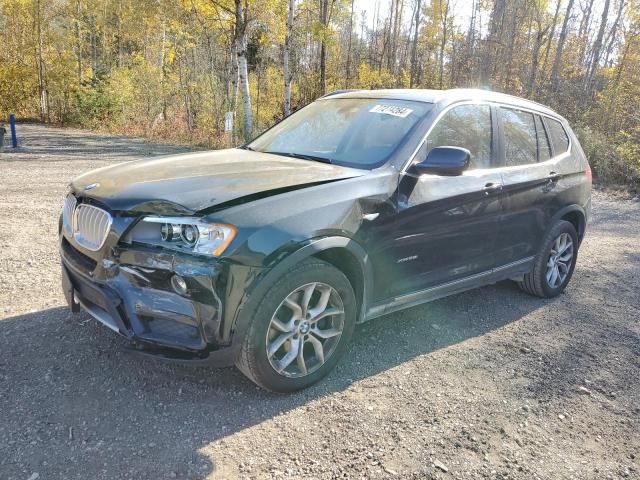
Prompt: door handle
<box><xmin>483</xmin><ymin>182</ymin><xmax>502</xmax><ymax>195</ymax></box>
<box><xmin>548</xmin><ymin>171</ymin><xmax>561</xmax><ymax>182</ymax></box>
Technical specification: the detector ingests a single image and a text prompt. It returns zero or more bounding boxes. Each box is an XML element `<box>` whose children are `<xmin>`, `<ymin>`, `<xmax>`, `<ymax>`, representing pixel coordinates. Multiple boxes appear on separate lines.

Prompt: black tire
<box><xmin>236</xmin><ymin>258</ymin><xmax>356</xmax><ymax>392</ymax></box>
<box><xmin>518</xmin><ymin>220</ymin><xmax>579</xmax><ymax>298</ymax></box>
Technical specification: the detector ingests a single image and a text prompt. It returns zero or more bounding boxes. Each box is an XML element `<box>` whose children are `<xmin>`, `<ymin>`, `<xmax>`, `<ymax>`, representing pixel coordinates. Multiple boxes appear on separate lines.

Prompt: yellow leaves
<box><xmin>355</xmin><ymin>64</ymin><xmax>396</xmax><ymax>90</ymax></box>
<box><xmin>165</xmin><ymin>47</ymin><xmax>177</xmax><ymax>66</ymax></box>
<box><xmin>0</xmin><ymin>61</ymin><xmax>38</xmax><ymax>116</ymax></box>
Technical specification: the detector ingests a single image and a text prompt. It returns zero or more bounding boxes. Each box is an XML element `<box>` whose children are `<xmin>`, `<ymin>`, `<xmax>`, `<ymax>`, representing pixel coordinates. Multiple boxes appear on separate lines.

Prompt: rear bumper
<box><xmin>60</xmin><ymin>238</ymin><xmax>241</xmax><ymax>367</ymax></box>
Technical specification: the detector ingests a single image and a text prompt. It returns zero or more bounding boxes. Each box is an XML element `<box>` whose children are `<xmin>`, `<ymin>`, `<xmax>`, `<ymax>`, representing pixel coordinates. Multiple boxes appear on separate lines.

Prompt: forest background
<box><xmin>0</xmin><ymin>0</ymin><xmax>638</xmax><ymax>189</ymax></box>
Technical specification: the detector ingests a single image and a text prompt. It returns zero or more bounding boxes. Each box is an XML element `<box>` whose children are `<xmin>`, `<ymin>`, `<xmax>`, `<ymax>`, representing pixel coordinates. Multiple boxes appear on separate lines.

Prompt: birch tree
<box><xmin>284</xmin><ymin>0</ymin><xmax>294</xmax><ymax>116</ymax></box>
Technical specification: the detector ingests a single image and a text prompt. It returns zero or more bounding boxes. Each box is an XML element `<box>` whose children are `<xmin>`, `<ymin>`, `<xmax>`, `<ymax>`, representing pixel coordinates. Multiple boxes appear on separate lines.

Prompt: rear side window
<box><xmin>501</xmin><ymin>108</ymin><xmax>537</xmax><ymax>167</ymax></box>
<box><xmin>535</xmin><ymin>115</ymin><xmax>551</xmax><ymax>162</ymax></box>
<box><xmin>425</xmin><ymin>104</ymin><xmax>493</xmax><ymax>169</ymax></box>
<box><xmin>545</xmin><ymin>118</ymin><xmax>570</xmax><ymax>155</ymax></box>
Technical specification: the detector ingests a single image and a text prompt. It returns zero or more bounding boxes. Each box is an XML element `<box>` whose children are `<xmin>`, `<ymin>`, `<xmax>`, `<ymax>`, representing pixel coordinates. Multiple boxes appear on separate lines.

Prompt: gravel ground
<box><xmin>1</xmin><ymin>124</ymin><xmax>639</xmax><ymax>480</ymax></box>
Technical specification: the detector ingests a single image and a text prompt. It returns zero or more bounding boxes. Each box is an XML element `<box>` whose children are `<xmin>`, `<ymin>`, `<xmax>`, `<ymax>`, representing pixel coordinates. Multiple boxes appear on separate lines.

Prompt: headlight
<box><xmin>140</xmin><ymin>217</ymin><xmax>237</xmax><ymax>256</ymax></box>
<box><xmin>160</xmin><ymin>223</ymin><xmax>180</xmax><ymax>242</ymax></box>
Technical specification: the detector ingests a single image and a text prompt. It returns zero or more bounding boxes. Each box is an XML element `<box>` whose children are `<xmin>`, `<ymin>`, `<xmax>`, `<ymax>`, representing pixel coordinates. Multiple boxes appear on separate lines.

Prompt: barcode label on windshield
<box><xmin>369</xmin><ymin>105</ymin><xmax>413</xmax><ymax>118</ymax></box>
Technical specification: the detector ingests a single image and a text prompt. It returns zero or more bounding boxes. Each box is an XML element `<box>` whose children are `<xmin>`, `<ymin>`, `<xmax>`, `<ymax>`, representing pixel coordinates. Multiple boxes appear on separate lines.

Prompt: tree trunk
<box><xmin>410</xmin><ymin>0</ymin><xmax>422</xmax><ymax>87</ymax></box>
<box><xmin>284</xmin><ymin>0</ymin><xmax>294</xmax><ymax>116</ymax></box>
<box><xmin>551</xmin><ymin>0</ymin><xmax>575</xmax><ymax>92</ymax></box>
<box><xmin>467</xmin><ymin>0</ymin><xmax>477</xmax><ymax>48</ymax></box>
<box><xmin>584</xmin><ymin>0</ymin><xmax>611</xmax><ymax>94</ymax></box>
<box><xmin>578</xmin><ymin>0</ymin><xmax>595</xmax><ymax>64</ymax></box>
<box><xmin>390</xmin><ymin>0</ymin><xmax>403</xmax><ymax>75</ymax></box>
<box><xmin>603</xmin><ymin>0</ymin><xmax>626</xmax><ymax>67</ymax></box>
<box><xmin>438</xmin><ymin>0</ymin><xmax>450</xmax><ymax>89</ymax></box>
<box><xmin>235</xmin><ymin>0</ymin><xmax>253</xmax><ymax>141</ymax></box>
<box><xmin>466</xmin><ymin>0</ymin><xmax>480</xmax><ymax>84</ymax></box>
<box><xmin>116</xmin><ymin>0</ymin><xmax>122</xmax><ymax>68</ymax></box>
<box><xmin>483</xmin><ymin>0</ymin><xmax>506</xmax><ymax>86</ymax></box>
<box><xmin>579</xmin><ymin>0</ymin><xmax>594</xmax><ymax>38</ymax></box>
<box><xmin>230</xmin><ymin>36</ymin><xmax>239</xmax><ymax>112</ymax></box>
<box><xmin>449</xmin><ymin>29</ymin><xmax>457</xmax><ymax>85</ymax></box>
<box><xmin>319</xmin><ymin>0</ymin><xmax>328</xmax><ymax>94</ymax></box>
<box><xmin>345</xmin><ymin>0</ymin><xmax>354</xmax><ymax>88</ymax></box>
<box><xmin>90</xmin><ymin>15</ymin><xmax>97</xmax><ymax>82</ymax></box>
<box><xmin>614</xmin><ymin>26</ymin><xmax>634</xmax><ymax>86</ymax></box>
<box><xmin>160</xmin><ymin>19</ymin><xmax>167</xmax><ymax>120</ymax></box>
<box><xmin>34</xmin><ymin>0</ymin><xmax>48</xmax><ymax>122</ymax></box>
<box><xmin>541</xmin><ymin>0</ymin><xmax>562</xmax><ymax>76</ymax></box>
<box><xmin>75</xmin><ymin>0</ymin><xmax>82</xmax><ymax>86</ymax></box>
<box><xmin>503</xmin><ymin>2</ymin><xmax>520</xmax><ymax>90</ymax></box>
<box><xmin>528</xmin><ymin>17</ymin><xmax>548</xmax><ymax>96</ymax></box>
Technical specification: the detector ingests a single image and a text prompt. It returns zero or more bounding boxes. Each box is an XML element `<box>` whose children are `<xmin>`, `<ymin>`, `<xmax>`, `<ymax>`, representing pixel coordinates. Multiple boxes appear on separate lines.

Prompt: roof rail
<box><xmin>442</xmin><ymin>88</ymin><xmax>556</xmax><ymax>115</ymax></box>
<box><xmin>493</xmin><ymin>91</ymin><xmax>554</xmax><ymax>112</ymax></box>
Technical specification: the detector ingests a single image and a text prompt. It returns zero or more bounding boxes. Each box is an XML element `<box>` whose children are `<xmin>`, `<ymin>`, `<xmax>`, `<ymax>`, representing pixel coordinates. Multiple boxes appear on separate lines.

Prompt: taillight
<box><xmin>585</xmin><ymin>163</ymin><xmax>592</xmax><ymax>184</ymax></box>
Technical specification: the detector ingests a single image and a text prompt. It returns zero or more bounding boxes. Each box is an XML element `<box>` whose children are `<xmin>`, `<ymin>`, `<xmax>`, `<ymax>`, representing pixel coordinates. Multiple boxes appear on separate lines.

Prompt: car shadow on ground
<box><xmin>1</xmin><ymin>279</ymin><xmax>554</xmax><ymax>479</ymax></box>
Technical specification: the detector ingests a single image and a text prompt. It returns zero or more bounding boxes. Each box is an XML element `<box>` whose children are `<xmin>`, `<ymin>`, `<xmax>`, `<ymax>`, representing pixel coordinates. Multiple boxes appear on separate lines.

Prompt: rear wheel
<box><xmin>518</xmin><ymin>220</ymin><xmax>579</xmax><ymax>298</ymax></box>
<box><xmin>236</xmin><ymin>259</ymin><xmax>356</xmax><ymax>392</ymax></box>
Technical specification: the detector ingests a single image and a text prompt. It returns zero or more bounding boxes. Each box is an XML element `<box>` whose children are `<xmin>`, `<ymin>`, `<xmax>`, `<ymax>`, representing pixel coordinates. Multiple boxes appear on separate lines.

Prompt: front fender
<box><xmin>221</xmin><ymin>236</ymin><xmax>372</xmax><ymax>346</ymax></box>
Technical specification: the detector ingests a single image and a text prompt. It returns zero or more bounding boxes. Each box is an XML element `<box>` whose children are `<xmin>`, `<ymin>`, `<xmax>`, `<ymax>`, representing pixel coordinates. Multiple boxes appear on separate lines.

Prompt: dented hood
<box><xmin>70</xmin><ymin>148</ymin><xmax>366</xmax><ymax>214</ymax></box>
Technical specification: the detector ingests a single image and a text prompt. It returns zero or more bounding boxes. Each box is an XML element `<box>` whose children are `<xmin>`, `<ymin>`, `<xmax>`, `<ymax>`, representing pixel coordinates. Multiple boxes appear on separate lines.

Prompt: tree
<box><xmin>527</xmin><ymin>3</ymin><xmax>551</xmax><ymax>96</ymax></box>
<box><xmin>1</xmin><ymin>0</ymin><xmax>638</xmax><ymax>188</ymax></box>
<box><xmin>409</xmin><ymin>0</ymin><xmax>422</xmax><ymax>87</ymax></box>
<box><xmin>284</xmin><ymin>0</ymin><xmax>294</xmax><ymax>116</ymax></box>
<box><xmin>584</xmin><ymin>0</ymin><xmax>611</xmax><ymax>95</ymax></box>
<box><xmin>551</xmin><ymin>0</ymin><xmax>576</xmax><ymax>92</ymax></box>
<box><xmin>319</xmin><ymin>0</ymin><xmax>332</xmax><ymax>94</ymax></box>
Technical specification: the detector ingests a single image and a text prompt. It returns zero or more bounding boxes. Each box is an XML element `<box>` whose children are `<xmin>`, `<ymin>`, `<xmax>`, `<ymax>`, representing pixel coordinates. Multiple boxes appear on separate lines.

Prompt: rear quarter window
<box><xmin>545</xmin><ymin>118</ymin><xmax>570</xmax><ymax>155</ymax></box>
<box><xmin>535</xmin><ymin>115</ymin><xmax>551</xmax><ymax>162</ymax></box>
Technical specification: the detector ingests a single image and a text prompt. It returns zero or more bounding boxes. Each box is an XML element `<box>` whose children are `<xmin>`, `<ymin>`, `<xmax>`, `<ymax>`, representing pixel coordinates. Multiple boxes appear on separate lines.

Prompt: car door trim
<box><xmin>366</xmin><ymin>256</ymin><xmax>534</xmax><ymax>321</ymax></box>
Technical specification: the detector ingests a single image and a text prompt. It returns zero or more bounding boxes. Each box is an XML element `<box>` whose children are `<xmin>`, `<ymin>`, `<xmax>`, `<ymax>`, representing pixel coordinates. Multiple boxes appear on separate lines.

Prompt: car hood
<box><xmin>70</xmin><ymin>149</ymin><xmax>366</xmax><ymax>214</ymax></box>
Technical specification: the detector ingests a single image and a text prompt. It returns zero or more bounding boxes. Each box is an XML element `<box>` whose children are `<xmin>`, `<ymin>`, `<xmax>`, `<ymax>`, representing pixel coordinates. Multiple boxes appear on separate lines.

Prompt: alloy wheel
<box><xmin>265</xmin><ymin>282</ymin><xmax>345</xmax><ymax>378</ymax></box>
<box><xmin>546</xmin><ymin>232</ymin><xmax>574</xmax><ymax>289</ymax></box>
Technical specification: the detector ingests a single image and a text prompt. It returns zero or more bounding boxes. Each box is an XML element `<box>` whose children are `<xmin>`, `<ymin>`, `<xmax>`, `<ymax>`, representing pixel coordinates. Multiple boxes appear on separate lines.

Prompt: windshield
<box><xmin>247</xmin><ymin>98</ymin><xmax>433</xmax><ymax>169</ymax></box>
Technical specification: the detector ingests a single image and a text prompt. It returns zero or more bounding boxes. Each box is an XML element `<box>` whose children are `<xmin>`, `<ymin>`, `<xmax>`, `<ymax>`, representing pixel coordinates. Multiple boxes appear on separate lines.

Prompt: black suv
<box><xmin>60</xmin><ymin>89</ymin><xmax>591</xmax><ymax>392</ymax></box>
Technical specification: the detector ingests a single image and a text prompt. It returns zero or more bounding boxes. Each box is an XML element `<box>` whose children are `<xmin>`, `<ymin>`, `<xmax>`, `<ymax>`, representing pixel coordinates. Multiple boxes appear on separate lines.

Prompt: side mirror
<box><xmin>411</xmin><ymin>146</ymin><xmax>471</xmax><ymax>176</ymax></box>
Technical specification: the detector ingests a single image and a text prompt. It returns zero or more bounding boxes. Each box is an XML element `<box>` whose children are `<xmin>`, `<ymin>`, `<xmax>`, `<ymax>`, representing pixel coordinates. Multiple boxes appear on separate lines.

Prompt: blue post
<box><xmin>9</xmin><ymin>113</ymin><xmax>17</xmax><ymax>148</ymax></box>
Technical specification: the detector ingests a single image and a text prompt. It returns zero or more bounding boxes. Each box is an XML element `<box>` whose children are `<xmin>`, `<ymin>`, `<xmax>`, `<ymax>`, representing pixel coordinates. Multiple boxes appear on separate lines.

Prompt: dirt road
<box><xmin>1</xmin><ymin>124</ymin><xmax>638</xmax><ymax>479</ymax></box>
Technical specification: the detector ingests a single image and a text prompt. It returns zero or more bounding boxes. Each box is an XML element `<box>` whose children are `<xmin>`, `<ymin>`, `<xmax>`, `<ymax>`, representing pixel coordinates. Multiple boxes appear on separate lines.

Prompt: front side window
<box><xmin>545</xmin><ymin>118</ymin><xmax>570</xmax><ymax>156</ymax></box>
<box><xmin>247</xmin><ymin>98</ymin><xmax>432</xmax><ymax>169</ymax></box>
<box><xmin>424</xmin><ymin>104</ymin><xmax>493</xmax><ymax>169</ymax></box>
<box><xmin>502</xmin><ymin>108</ymin><xmax>537</xmax><ymax>167</ymax></box>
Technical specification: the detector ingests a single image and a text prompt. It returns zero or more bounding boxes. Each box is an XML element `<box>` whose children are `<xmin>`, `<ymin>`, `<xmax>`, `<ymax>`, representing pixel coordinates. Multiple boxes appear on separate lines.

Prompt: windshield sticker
<box><xmin>369</xmin><ymin>104</ymin><xmax>413</xmax><ymax>118</ymax></box>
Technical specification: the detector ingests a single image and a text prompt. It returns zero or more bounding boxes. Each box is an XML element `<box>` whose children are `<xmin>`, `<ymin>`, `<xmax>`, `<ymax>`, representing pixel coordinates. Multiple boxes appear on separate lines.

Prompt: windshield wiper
<box><xmin>264</xmin><ymin>151</ymin><xmax>333</xmax><ymax>164</ymax></box>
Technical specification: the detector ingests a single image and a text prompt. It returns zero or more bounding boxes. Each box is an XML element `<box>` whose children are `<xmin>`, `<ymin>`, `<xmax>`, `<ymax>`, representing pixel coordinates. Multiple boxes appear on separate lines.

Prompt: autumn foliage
<box><xmin>0</xmin><ymin>0</ymin><xmax>638</xmax><ymax>188</ymax></box>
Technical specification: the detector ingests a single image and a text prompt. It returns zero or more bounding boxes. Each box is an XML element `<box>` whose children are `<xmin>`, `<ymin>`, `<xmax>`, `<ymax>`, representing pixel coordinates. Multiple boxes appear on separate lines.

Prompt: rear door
<box><xmin>376</xmin><ymin>103</ymin><xmax>504</xmax><ymax>299</ymax></box>
<box><xmin>495</xmin><ymin>107</ymin><xmax>560</xmax><ymax>266</ymax></box>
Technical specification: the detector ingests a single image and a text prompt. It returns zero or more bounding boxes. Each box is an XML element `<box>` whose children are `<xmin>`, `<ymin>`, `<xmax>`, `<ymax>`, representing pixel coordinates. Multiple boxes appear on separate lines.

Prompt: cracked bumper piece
<box><xmin>60</xmin><ymin>239</ymin><xmax>239</xmax><ymax>367</ymax></box>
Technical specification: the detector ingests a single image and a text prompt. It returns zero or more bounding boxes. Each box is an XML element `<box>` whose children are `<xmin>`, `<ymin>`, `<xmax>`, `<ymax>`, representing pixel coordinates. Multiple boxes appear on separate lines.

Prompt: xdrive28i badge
<box><xmin>84</xmin><ymin>183</ymin><xmax>99</xmax><ymax>191</ymax></box>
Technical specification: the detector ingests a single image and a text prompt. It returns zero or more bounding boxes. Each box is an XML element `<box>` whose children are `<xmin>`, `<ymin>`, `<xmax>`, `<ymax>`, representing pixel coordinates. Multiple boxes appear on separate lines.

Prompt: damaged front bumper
<box><xmin>60</xmin><ymin>235</ymin><xmax>242</xmax><ymax>366</ymax></box>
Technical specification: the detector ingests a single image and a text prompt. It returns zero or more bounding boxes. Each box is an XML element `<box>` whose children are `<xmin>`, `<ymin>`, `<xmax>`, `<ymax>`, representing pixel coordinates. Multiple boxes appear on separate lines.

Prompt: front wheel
<box><xmin>518</xmin><ymin>220</ymin><xmax>579</xmax><ymax>298</ymax></box>
<box><xmin>236</xmin><ymin>259</ymin><xmax>356</xmax><ymax>392</ymax></box>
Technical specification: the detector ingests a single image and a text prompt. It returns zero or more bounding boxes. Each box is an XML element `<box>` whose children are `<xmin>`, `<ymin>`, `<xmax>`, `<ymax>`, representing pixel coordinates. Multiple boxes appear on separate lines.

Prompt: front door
<box><xmin>373</xmin><ymin>103</ymin><xmax>504</xmax><ymax>300</ymax></box>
